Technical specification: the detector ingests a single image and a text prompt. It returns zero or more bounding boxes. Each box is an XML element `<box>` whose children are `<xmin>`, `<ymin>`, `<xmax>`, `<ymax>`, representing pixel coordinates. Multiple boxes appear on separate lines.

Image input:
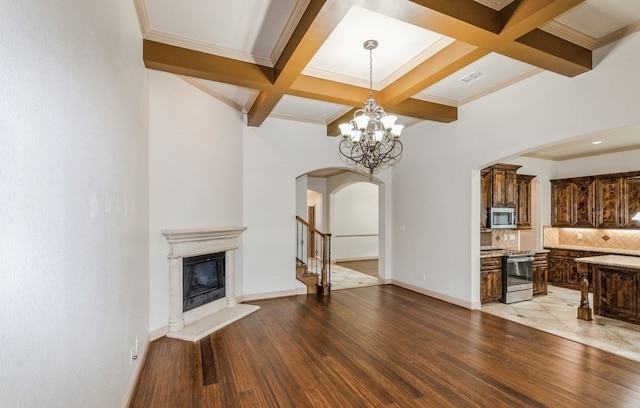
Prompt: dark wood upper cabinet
<box><xmin>516</xmin><ymin>174</ymin><xmax>534</xmax><ymax>229</ymax></box>
<box><xmin>623</xmin><ymin>175</ymin><xmax>640</xmax><ymax>228</ymax></box>
<box><xmin>480</xmin><ymin>169</ymin><xmax>492</xmax><ymax>229</ymax></box>
<box><xmin>575</xmin><ymin>178</ymin><xmax>596</xmax><ymax>227</ymax></box>
<box><xmin>551</xmin><ymin>170</ymin><xmax>640</xmax><ymax>229</ymax></box>
<box><xmin>596</xmin><ymin>177</ymin><xmax>624</xmax><ymax>228</ymax></box>
<box><xmin>491</xmin><ymin>164</ymin><xmax>520</xmax><ymax>208</ymax></box>
<box><xmin>481</xmin><ymin>163</ymin><xmax>530</xmax><ymax>229</ymax></box>
<box><xmin>550</xmin><ymin>180</ymin><xmax>576</xmax><ymax>227</ymax></box>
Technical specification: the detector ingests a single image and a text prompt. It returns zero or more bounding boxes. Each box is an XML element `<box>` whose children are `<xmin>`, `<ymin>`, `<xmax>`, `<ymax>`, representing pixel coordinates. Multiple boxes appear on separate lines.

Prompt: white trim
<box><xmin>122</xmin><ymin>334</ymin><xmax>150</xmax><ymax>408</ymax></box>
<box><xmin>390</xmin><ymin>279</ymin><xmax>479</xmax><ymax>310</ymax></box>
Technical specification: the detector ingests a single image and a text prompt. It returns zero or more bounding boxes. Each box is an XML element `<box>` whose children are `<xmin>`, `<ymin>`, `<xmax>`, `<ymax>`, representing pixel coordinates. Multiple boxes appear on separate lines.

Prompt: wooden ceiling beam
<box><xmin>406</xmin><ymin>0</ymin><xmax>591</xmax><ymax>76</ymax></box>
<box><xmin>326</xmin><ymin>98</ymin><xmax>457</xmax><ymax>137</ymax></box>
<box><xmin>289</xmin><ymin>75</ymin><xmax>370</xmax><ymax>107</ymax></box>
<box><xmin>248</xmin><ymin>0</ymin><xmax>351</xmax><ymax>127</ymax></box>
<box><xmin>143</xmin><ymin>40</ymin><xmax>272</xmax><ymax>90</ymax></box>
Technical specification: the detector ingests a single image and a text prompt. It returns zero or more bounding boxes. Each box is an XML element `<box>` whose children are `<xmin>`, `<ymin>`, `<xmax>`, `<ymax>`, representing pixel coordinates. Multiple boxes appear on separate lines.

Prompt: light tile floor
<box><xmin>482</xmin><ymin>285</ymin><xmax>640</xmax><ymax>362</ymax></box>
<box><xmin>330</xmin><ymin>264</ymin><xmax>382</xmax><ymax>291</ymax></box>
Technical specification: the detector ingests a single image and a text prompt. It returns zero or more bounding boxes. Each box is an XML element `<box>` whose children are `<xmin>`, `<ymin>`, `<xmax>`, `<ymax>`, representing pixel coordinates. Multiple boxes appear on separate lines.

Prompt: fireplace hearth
<box><xmin>162</xmin><ymin>227</ymin><xmax>259</xmax><ymax>342</ymax></box>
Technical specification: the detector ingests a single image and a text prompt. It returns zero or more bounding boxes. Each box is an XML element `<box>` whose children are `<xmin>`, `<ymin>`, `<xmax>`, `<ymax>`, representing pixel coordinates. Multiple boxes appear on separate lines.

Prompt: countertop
<box><xmin>480</xmin><ymin>249</ymin><xmax>550</xmax><ymax>258</ymax></box>
<box><xmin>575</xmin><ymin>255</ymin><xmax>640</xmax><ymax>270</ymax></box>
<box><xmin>543</xmin><ymin>244</ymin><xmax>640</xmax><ymax>257</ymax></box>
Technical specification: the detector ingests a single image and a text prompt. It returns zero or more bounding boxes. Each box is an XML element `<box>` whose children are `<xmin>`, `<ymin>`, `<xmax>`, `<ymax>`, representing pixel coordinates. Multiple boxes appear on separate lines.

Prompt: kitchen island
<box><xmin>576</xmin><ymin>255</ymin><xmax>640</xmax><ymax>323</ymax></box>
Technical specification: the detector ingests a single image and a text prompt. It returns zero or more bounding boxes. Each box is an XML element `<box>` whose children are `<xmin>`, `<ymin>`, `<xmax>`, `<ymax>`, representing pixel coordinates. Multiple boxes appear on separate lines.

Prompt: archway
<box><xmin>296</xmin><ymin>167</ymin><xmax>387</xmax><ymax>290</ymax></box>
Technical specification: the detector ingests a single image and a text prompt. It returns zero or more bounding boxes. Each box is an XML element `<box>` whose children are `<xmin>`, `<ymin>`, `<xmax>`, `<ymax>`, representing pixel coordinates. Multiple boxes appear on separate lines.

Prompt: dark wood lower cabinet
<box><xmin>480</xmin><ymin>256</ymin><xmax>502</xmax><ymax>303</ymax></box>
<box><xmin>594</xmin><ymin>265</ymin><xmax>640</xmax><ymax>324</ymax></box>
<box><xmin>546</xmin><ymin>249</ymin><xmax>592</xmax><ymax>291</ymax></box>
<box><xmin>533</xmin><ymin>253</ymin><xmax>548</xmax><ymax>296</ymax></box>
<box><xmin>481</xmin><ymin>253</ymin><xmax>548</xmax><ymax>303</ymax></box>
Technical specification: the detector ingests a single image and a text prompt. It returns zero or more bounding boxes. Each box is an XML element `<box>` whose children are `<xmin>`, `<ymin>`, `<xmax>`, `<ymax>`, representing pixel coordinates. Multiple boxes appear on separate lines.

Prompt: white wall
<box><xmin>0</xmin><ymin>1</ymin><xmax>148</xmax><ymax>407</ymax></box>
<box><xmin>332</xmin><ymin>182</ymin><xmax>379</xmax><ymax>261</ymax></box>
<box><xmin>555</xmin><ymin>148</ymin><xmax>640</xmax><ymax>178</ymax></box>
<box><xmin>242</xmin><ymin>117</ymin><xmax>392</xmax><ymax>298</ymax></box>
<box><xmin>392</xmin><ymin>32</ymin><xmax>640</xmax><ymax>309</ymax></box>
<box><xmin>148</xmin><ymin>70</ymin><xmax>244</xmax><ymax>333</ymax></box>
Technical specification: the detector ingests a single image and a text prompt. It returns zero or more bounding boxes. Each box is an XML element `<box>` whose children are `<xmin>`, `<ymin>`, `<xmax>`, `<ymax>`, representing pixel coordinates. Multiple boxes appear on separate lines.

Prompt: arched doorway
<box><xmin>296</xmin><ymin>167</ymin><xmax>386</xmax><ymax>291</ymax></box>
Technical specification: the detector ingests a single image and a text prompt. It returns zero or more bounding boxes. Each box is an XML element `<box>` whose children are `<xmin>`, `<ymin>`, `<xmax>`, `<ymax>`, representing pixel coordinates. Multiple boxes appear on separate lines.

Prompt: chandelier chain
<box><xmin>368</xmin><ymin>46</ymin><xmax>373</xmax><ymax>98</ymax></box>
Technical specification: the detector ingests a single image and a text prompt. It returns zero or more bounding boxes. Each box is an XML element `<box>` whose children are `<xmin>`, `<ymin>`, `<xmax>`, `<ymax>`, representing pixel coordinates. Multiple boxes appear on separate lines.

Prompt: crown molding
<box><xmin>136</xmin><ymin>0</ymin><xmax>274</xmax><ymax>67</ymax></box>
<box><xmin>269</xmin><ymin>0</ymin><xmax>311</xmax><ymax>65</ymax></box>
<box><xmin>596</xmin><ymin>20</ymin><xmax>640</xmax><ymax>49</ymax></box>
<box><xmin>539</xmin><ymin>21</ymin><xmax>596</xmax><ymax>50</ymax></box>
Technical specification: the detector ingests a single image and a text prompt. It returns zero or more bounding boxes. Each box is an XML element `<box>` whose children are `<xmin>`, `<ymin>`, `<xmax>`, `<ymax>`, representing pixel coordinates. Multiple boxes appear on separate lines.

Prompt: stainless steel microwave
<box><xmin>487</xmin><ymin>207</ymin><xmax>516</xmax><ymax>229</ymax></box>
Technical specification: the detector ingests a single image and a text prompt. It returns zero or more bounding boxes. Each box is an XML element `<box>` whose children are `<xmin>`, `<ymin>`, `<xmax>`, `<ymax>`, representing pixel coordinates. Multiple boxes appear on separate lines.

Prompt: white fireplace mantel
<box><xmin>161</xmin><ymin>227</ymin><xmax>259</xmax><ymax>342</ymax></box>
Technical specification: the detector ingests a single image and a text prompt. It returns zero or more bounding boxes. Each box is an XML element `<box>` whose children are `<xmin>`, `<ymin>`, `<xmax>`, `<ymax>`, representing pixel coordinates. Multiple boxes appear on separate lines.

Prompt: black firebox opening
<box><xmin>183</xmin><ymin>252</ymin><xmax>225</xmax><ymax>312</ymax></box>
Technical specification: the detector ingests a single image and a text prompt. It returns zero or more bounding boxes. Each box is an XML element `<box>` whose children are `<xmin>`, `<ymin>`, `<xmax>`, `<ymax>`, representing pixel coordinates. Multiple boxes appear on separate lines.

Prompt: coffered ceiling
<box><xmin>136</xmin><ymin>0</ymin><xmax>640</xmax><ymax>159</ymax></box>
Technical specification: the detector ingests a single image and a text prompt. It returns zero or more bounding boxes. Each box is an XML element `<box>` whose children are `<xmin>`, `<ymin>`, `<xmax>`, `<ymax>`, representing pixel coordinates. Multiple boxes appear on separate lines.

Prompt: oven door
<box><xmin>501</xmin><ymin>255</ymin><xmax>533</xmax><ymax>304</ymax></box>
<box><xmin>506</xmin><ymin>257</ymin><xmax>533</xmax><ymax>291</ymax></box>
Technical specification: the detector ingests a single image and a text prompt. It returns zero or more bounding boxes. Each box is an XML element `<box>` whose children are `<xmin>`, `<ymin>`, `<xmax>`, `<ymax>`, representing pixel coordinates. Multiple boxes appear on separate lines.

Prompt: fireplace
<box><xmin>162</xmin><ymin>227</ymin><xmax>259</xmax><ymax>342</ymax></box>
<box><xmin>183</xmin><ymin>252</ymin><xmax>225</xmax><ymax>312</ymax></box>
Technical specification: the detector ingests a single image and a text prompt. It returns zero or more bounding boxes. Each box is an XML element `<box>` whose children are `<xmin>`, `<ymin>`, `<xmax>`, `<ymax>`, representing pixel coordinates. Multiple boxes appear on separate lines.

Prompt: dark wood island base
<box><xmin>576</xmin><ymin>255</ymin><xmax>640</xmax><ymax>324</ymax></box>
<box><xmin>577</xmin><ymin>262</ymin><xmax>592</xmax><ymax>321</ymax></box>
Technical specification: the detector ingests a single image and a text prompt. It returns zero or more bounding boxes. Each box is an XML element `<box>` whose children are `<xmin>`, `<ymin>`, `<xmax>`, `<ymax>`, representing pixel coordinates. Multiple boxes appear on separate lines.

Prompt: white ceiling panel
<box><xmin>553</xmin><ymin>0</ymin><xmax>640</xmax><ymax>39</ymax></box>
<box><xmin>416</xmin><ymin>53</ymin><xmax>539</xmax><ymax>106</ymax></box>
<box><xmin>145</xmin><ymin>0</ymin><xmax>303</xmax><ymax>64</ymax></box>
<box><xmin>304</xmin><ymin>6</ymin><xmax>451</xmax><ymax>89</ymax></box>
<box><xmin>272</xmin><ymin>95</ymin><xmax>349</xmax><ymax>124</ymax></box>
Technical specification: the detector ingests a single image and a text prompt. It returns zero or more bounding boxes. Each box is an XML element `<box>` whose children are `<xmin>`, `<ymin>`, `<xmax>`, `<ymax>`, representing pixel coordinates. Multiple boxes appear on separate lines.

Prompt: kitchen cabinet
<box><xmin>490</xmin><ymin>164</ymin><xmax>520</xmax><ymax>208</ymax></box>
<box><xmin>481</xmin><ymin>163</ymin><xmax>526</xmax><ymax>230</ymax></box>
<box><xmin>623</xmin><ymin>175</ymin><xmax>640</xmax><ymax>228</ymax></box>
<box><xmin>575</xmin><ymin>178</ymin><xmax>597</xmax><ymax>227</ymax></box>
<box><xmin>480</xmin><ymin>256</ymin><xmax>502</xmax><ymax>303</ymax></box>
<box><xmin>597</xmin><ymin>176</ymin><xmax>624</xmax><ymax>228</ymax></box>
<box><xmin>577</xmin><ymin>255</ymin><xmax>640</xmax><ymax>324</ymax></box>
<box><xmin>532</xmin><ymin>253</ymin><xmax>548</xmax><ymax>296</ymax></box>
<box><xmin>516</xmin><ymin>174</ymin><xmax>534</xmax><ymax>229</ymax></box>
<box><xmin>547</xmin><ymin>248</ymin><xmax>593</xmax><ymax>290</ymax></box>
<box><xmin>480</xmin><ymin>169</ymin><xmax>492</xmax><ymax>229</ymax></box>
<box><xmin>550</xmin><ymin>180</ymin><xmax>578</xmax><ymax>227</ymax></box>
<box><xmin>550</xmin><ymin>178</ymin><xmax>596</xmax><ymax>227</ymax></box>
<box><xmin>595</xmin><ymin>265</ymin><xmax>639</xmax><ymax>323</ymax></box>
<box><xmin>551</xmin><ymin>170</ymin><xmax>640</xmax><ymax>229</ymax></box>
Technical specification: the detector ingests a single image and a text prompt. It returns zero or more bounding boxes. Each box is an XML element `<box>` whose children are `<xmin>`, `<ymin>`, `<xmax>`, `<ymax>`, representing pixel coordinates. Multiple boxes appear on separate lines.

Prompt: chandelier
<box><xmin>338</xmin><ymin>40</ymin><xmax>403</xmax><ymax>175</ymax></box>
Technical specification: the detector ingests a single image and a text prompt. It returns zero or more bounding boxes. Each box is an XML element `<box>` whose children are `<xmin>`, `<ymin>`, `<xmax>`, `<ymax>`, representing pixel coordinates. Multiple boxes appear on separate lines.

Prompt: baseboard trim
<box><xmin>390</xmin><ymin>279</ymin><xmax>476</xmax><ymax>310</ymax></box>
<box><xmin>243</xmin><ymin>288</ymin><xmax>299</xmax><ymax>302</ymax></box>
<box><xmin>123</xmin><ymin>333</ymin><xmax>150</xmax><ymax>408</ymax></box>
<box><xmin>333</xmin><ymin>256</ymin><xmax>378</xmax><ymax>263</ymax></box>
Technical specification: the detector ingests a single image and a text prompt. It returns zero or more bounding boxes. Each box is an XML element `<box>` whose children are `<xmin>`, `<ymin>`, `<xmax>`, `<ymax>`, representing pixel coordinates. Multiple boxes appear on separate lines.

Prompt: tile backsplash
<box><xmin>543</xmin><ymin>226</ymin><xmax>640</xmax><ymax>251</ymax></box>
<box><xmin>484</xmin><ymin>229</ymin><xmax>519</xmax><ymax>250</ymax></box>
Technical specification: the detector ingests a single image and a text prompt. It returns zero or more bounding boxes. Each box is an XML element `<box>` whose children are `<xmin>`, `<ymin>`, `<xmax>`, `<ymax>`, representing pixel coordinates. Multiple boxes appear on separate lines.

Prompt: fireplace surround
<box><xmin>162</xmin><ymin>227</ymin><xmax>259</xmax><ymax>341</ymax></box>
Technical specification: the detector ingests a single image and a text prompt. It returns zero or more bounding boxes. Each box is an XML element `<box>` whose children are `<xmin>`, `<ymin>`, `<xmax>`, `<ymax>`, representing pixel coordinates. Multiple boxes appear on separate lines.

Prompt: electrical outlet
<box><xmin>577</xmin><ymin>232</ymin><xmax>583</xmax><ymax>240</ymax></box>
<box><xmin>135</xmin><ymin>336</ymin><xmax>139</xmax><ymax>354</ymax></box>
<box><xmin>422</xmin><ymin>273</ymin><xmax>426</xmax><ymax>281</ymax></box>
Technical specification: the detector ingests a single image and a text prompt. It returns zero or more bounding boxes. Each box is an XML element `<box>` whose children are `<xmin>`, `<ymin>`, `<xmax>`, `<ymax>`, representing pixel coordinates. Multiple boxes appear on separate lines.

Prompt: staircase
<box><xmin>296</xmin><ymin>216</ymin><xmax>331</xmax><ymax>295</ymax></box>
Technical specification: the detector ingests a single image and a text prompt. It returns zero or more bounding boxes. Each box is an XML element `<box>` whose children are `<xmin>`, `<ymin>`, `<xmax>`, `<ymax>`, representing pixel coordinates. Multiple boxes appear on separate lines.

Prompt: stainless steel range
<box><xmin>501</xmin><ymin>252</ymin><xmax>534</xmax><ymax>304</ymax></box>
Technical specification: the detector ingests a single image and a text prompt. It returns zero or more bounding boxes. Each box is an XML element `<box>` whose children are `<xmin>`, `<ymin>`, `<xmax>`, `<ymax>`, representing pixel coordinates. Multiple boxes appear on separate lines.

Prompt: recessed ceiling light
<box><xmin>458</xmin><ymin>71</ymin><xmax>485</xmax><ymax>84</ymax></box>
<box><xmin>592</xmin><ymin>140</ymin><xmax>603</xmax><ymax>145</ymax></box>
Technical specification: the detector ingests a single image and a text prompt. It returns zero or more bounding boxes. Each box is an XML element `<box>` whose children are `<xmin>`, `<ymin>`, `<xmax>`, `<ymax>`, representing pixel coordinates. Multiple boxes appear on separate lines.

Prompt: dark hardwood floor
<box><xmin>130</xmin><ymin>285</ymin><xmax>640</xmax><ymax>407</ymax></box>
<box><xmin>335</xmin><ymin>259</ymin><xmax>378</xmax><ymax>277</ymax></box>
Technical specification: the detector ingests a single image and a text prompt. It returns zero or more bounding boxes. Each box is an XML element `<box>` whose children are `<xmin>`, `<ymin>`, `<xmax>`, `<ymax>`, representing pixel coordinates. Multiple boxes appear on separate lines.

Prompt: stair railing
<box><xmin>296</xmin><ymin>216</ymin><xmax>331</xmax><ymax>295</ymax></box>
